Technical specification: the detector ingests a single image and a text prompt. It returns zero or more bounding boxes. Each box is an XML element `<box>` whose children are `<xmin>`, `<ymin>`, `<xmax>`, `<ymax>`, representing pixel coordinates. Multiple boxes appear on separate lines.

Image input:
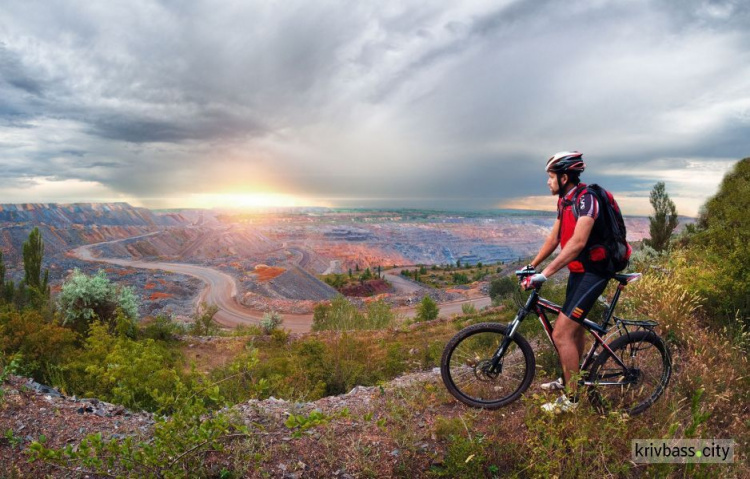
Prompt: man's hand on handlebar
<box><xmin>520</xmin><ymin>273</ymin><xmax>547</xmax><ymax>290</ymax></box>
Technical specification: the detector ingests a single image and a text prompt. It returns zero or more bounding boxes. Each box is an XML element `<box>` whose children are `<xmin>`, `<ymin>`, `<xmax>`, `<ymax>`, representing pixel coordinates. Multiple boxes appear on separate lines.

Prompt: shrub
<box><xmin>0</xmin><ymin>309</ymin><xmax>76</xmax><ymax>381</ymax></box>
<box><xmin>260</xmin><ymin>311</ymin><xmax>283</xmax><ymax>334</ymax></box>
<box><xmin>461</xmin><ymin>303</ymin><xmax>477</xmax><ymax>315</ymax></box>
<box><xmin>139</xmin><ymin>314</ymin><xmax>183</xmax><ymax>341</ymax></box>
<box><xmin>365</xmin><ymin>299</ymin><xmax>396</xmax><ymax>329</ymax></box>
<box><xmin>416</xmin><ymin>295</ymin><xmax>439</xmax><ymax>322</ymax></box>
<box><xmin>61</xmin><ymin>321</ymin><xmax>182</xmax><ymax>412</ymax></box>
<box><xmin>58</xmin><ymin>269</ymin><xmax>138</xmax><ymax>337</ymax></box>
<box><xmin>489</xmin><ymin>276</ymin><xmax>516</xmax><ymax>305</ymax></box>
<box><xmin>312</xmin><ymin>296</ymin><xmax>395</xmax><ymax>331</ymax></box>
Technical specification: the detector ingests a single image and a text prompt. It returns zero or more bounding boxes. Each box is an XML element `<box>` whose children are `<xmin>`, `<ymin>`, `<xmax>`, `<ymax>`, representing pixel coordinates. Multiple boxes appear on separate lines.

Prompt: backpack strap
<box><xmin>569</xmin><ymin>184</ymin><xmax>590</xmax><ymax>220</ymax></box>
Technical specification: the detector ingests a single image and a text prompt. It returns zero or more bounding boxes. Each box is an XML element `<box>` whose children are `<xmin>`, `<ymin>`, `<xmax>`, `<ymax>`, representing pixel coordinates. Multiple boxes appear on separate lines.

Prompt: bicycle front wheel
<box><xmin>441</xmin><ymin>322</ymin><xmax>535</xmax><ymax>409</ymax></box>
<box><xmin>587</xmin><ymin>329</ymin><xmax>671</xmax><ymax>415</ymax></box>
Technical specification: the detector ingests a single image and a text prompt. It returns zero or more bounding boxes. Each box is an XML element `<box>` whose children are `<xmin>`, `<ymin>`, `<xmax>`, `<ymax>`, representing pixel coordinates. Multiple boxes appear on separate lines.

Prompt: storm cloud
<box><xmin>1</xmin><ymin>0</ymin><xmax>748</xmax><ymax>214</ymax></box>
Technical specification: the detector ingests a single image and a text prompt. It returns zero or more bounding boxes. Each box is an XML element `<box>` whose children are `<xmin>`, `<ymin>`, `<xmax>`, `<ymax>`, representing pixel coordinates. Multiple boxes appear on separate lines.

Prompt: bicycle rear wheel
<box><xmin>587</xmin><ymin>329</ymin><xmax>671</xmax><ymax>415</ymax></box>
<box><xmin>441</xmin><ymin>322</ymin><xmax>535</xmax><ymax>409</ymax></box>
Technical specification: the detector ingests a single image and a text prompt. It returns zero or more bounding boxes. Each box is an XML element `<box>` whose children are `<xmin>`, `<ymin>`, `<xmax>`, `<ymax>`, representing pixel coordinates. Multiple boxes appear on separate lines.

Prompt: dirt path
<box><xmin>72</xmin><ymin>237</ymin><xmax>313</xmax><ymax>333</ymax></box>
<box><xmin>72</xmin><ymin>236</ymin><xmax>493</xmax><ymax>332</ymax></box>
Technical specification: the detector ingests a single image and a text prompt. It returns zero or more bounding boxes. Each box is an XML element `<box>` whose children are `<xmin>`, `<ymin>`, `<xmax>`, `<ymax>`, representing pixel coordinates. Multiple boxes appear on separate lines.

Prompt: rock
<box><xmin>25</xmin><ymin>379</ymin><xmax>62</xmax><ymax>398</ymax></box>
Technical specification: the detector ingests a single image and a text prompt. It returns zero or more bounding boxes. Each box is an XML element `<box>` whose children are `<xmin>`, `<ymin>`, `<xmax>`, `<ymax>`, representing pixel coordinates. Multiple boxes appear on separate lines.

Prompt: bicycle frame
<box><xmin>490</xmin><ymin>283</ymin><xmax>633</xmax><ymax>383</ymax></box>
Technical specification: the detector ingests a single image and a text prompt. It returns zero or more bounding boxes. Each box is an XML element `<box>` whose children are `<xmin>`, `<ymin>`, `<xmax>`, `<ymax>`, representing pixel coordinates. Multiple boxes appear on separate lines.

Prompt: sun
<box><xmin>189</xmin><ymin>192</ymin><xmax>303</xmax><ymax>209</ymax></box>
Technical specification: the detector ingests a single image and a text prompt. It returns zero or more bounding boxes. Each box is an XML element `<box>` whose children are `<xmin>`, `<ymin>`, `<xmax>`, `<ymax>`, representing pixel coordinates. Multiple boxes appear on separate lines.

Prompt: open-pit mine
<box><xmin>1</xmin><ymin>203</ymin><xmax>655</xmax><ymax>331</ymax></box>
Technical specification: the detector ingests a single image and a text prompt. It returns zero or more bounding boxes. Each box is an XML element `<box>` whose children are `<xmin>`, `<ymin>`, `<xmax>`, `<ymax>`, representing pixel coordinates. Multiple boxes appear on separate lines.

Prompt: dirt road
<box><xmin>72</xmin><ymin>236</ymin><xmax>313</xmax><ymax>332</ymax></box>
<box><xmin>72</xmin><ymin>236</ymin><xmax>494</xmax><ymax>333</ymax></box>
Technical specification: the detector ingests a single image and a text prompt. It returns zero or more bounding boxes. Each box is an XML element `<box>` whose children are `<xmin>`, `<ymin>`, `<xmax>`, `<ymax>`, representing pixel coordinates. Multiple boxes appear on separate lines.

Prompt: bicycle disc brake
<box><xmin>474</xmin><ymin>359</ymin><xmax>500</xmax><ymax>381</ymax></box>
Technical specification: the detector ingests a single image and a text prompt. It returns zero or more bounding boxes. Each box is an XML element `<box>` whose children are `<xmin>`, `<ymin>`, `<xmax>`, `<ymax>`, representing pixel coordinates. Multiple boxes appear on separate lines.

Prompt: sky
<box><xmin>1</xmin><ymin>0</ymin><xmax>748</xmax><ymax>216</ymax></box>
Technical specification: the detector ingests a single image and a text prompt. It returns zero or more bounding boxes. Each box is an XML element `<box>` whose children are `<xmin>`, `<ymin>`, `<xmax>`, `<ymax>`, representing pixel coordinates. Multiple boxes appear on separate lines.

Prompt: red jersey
<box><xmin>557</xmin><ymin>183</ymin><xmax>599</xmax><ymax>273</ymax></box>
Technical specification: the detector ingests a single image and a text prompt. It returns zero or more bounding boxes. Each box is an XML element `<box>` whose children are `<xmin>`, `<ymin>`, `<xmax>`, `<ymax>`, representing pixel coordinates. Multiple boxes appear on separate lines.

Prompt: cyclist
<box><xmin>522</xmin><ymin>151</ymin><xmax>610</xmax><ymax>413</ymax></box>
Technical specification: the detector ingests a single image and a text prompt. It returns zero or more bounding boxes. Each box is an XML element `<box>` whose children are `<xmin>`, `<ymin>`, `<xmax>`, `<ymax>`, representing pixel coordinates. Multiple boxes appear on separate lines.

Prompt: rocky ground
<box><xmin>0</xmin><ymin>376</ymin><xmax>155</xmax><ymax>477</ymax></box>
<box><xmin>1</xmin><ymin>367</ymin><xmax>529</xmax><ymax>478</ymax></box>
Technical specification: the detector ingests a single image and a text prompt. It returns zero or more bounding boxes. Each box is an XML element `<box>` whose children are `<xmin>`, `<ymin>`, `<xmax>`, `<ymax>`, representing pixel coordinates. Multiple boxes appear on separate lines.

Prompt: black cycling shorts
<box><xmin>562</xmin><ymin>271</ymin><xmax>609</xmax><ymax>323</ymax></box>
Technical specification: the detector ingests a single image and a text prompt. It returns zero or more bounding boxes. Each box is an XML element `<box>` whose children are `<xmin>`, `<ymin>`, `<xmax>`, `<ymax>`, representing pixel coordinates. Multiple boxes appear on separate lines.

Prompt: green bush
<box><xmin>61</xmin><ymin>321</ymin><xmax>183</xmax><ymax>412</ymax></box>
<box><xmin>312</xmin><ymin>296</ymin><xmax>394</xmax><ymax>331</ymax></box>
<box><xmin>58</xmin><ymin>269</ymin><xmax>138</xmax><ymax>337</ymax></box>
<box><xmin>416</xmin><ymin>295</ymin><xmax>439</xmax><ymax>322</ymax></box>
<box><xmin>461</xmin><ymin>303</ymin><xmax>477</xmax><ymax>315</ymax></box>
<box><xmin>488</xmin><ymin>276</ymin><xmax>516</xmax><ymax>305</ymax></box>
<box><xmin>0</xmin><ymin>309</ymin><xmax>76</xmax><ymax>381</ymax></box>
<box><xmin>260</xmin><ymin>311</ymin><xmax>283</xmax><ymax>334</ymax></box>
<box><xmin>687</xmin><ymin>157</ymin><xmax>750</xmax><ymax>326</ymax></box>
<box><xmin>139</xmin><ymin>314</ymin><xmax>183</xmax><ymax>341</ymax></box>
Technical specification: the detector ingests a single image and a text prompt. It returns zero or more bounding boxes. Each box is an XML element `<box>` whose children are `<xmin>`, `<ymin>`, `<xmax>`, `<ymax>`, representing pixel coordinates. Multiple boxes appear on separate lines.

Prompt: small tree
<box><xmin>416</xmin><ymin>295</ymin><xmax>439</xmax><ymax>322</ymax></box>
<box><xmin>645</xmin><ymin>182</ymin><xmax>679</xmax><ymax>251</ymax></box>
<box><xmin>23</xmin><ymin>227</ymin><xmax>49</xmax><ymax>293</ymax></box>
<box><xmin>0</xmin><ymin>251</ymin><xmax>5</xmax><ymax>293</ymax></box>
<box><xmin>190</xmin><ymin>302</ymin><xmax>219</xmax><ymax>336</ymax></box>
<box><xmin>0</xmin><ymin>251</ymin><xmax>6</xmax><ymax>305</ymax></box>
<box><xmin>360</xmin><ymin>268</ymin><xmax>373</xmax><ymax>281</ymax></box>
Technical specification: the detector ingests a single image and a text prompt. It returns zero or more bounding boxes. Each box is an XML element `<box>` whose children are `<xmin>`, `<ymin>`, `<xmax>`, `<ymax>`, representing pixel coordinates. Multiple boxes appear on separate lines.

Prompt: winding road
<box><xmin>72</xmin><ymin>233</ymin><xmax>492</xmax><ymax>333</ymax></box>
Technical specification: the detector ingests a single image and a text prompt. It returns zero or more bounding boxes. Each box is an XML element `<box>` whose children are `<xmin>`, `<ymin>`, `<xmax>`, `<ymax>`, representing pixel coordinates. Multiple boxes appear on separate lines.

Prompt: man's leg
<box><xmin>551</xmin><ymin>312</ymin><xmax>585</xmax><ymax>394</ymax></box>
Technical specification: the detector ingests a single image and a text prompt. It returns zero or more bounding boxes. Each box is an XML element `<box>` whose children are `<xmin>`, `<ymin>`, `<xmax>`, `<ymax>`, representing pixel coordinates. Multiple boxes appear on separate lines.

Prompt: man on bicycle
<box><xmin>522</xmin><ymin>151</ymin><xmax>610</xmax><ymax>413</ymax></box>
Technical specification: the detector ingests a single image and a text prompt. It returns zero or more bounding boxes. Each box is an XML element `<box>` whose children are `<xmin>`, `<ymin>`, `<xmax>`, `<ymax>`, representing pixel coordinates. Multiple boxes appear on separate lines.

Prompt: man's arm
<box><xmin>530</xmin><ymin>219</ymin><xmax>561</xmax><ymax>269</ymax></box>
<box><xmin>540</xmin><ymin>216</ymin><xmax>595</xmax><ymax>277</ymax></box>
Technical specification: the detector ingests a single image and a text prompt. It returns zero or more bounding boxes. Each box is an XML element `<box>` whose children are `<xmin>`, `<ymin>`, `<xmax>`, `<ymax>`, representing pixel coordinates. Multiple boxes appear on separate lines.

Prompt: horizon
<box><xmin>2</xmin><ymin>1</ymin><xmax>748</xmax><ymax>216</ymax></box>
<box><xmin>0</xmin><ymin>200</ymin><xmax>699</xmax><ymax>219</ymax></box>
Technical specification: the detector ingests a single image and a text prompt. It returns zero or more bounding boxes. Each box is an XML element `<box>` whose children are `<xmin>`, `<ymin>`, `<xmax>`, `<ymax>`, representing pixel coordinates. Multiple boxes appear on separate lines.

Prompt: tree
<box><xmin>360</xmin><ymin>268</ymin><xmax>373</xmax><ymax>281</ymax></box>
<box><xmin>645</xmin><ymin>182</ymin><xmax>678</xmax><ymax>251</ymax></box>
<box><xmin>416</xmin><ymin>295</ymin><xmax>439</xmax><ymax>322</ymax></box>
<box><xmin>58</xmin><ymin>269</ymin><xmax>139</xmax><ymax>337</ymax></box>
<box><xmin>489</xmin><ymin>277</ymin><xmax>516</xmax><ymax>305</ymax></box>
<box><xmin>190</xmin><ymin>302</ymin><xmax>220</xmax><ymax>336</ymax></box>
<box><xmin>0</xmin><ymin>251</ymin><xmax>5</xmax><ymax>291</ymax></box>
<box><xmin>23</xmin><ymin>227</ymin><xmax>49</xmax><ymax>293</ymax></box>
<box><xmin>692</xmin><ymin>158</ymin><xmax>750</xmax><ymax>325</ymax></box>
<box><xmin>0</xmin><ymin>251</ymin><xmax>5</xmax><ymax>303</ymax></box>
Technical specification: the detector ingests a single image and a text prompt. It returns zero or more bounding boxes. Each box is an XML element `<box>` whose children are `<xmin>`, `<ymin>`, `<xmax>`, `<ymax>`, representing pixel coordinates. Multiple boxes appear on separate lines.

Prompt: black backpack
<box><xmin>572</xmin><ymin>184</ymin><xmax>632</xmax><ymax>274</ymax></box>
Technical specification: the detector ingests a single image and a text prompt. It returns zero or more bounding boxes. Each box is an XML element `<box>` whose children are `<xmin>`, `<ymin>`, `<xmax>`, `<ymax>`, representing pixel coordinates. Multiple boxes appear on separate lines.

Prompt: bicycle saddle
<box><xmin>613</xmin><ymin>272</ymin><xmax>642</xmax><ymax>285</ymax></box>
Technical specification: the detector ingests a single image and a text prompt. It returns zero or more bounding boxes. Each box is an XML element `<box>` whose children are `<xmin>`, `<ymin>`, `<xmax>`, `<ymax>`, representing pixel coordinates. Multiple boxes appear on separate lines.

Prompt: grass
<box><xmin>12</xmin><ymin>256</ymin><xmax>750</xmax><ymax>477</ymax></box>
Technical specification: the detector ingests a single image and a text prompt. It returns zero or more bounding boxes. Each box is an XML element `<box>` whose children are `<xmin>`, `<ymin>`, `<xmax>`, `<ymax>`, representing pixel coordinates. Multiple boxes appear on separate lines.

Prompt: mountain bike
<box><xmin>440</xmin><ymin>269</ymin><xmax>672</xmax><ymax>415</ymax></box>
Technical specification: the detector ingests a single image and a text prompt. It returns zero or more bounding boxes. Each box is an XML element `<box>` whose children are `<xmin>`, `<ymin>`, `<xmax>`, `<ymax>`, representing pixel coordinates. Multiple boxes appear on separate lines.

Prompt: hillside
<box><xmin>1</xmin><ymin>309</ymin><xmax>747</xmax><ymax>477</ymax></box>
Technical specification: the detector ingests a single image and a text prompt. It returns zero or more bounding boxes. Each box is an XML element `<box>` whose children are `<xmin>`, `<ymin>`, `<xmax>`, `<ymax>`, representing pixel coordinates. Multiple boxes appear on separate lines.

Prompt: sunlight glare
<box><xmin>189</xmin><ymin>192</ymin><xmax>303</xmax><ymax>210</ymax></box>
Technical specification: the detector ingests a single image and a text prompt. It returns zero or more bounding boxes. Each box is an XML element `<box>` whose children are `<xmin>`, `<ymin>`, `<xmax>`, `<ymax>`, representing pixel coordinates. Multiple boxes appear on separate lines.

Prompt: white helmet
<box><xmin>545</xmin><ymin>151</ymin><xmax>586</xmax><ymax>173</ymax></box>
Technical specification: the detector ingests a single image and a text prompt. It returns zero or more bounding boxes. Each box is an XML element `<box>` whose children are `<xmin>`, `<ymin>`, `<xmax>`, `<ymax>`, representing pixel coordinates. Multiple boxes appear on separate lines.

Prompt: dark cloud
<box><xmin>0</xmin><ymin>0</ymin><xmax>748</xmax><ymax>213</ymax></box>
<box><xmin>0</xmin><ymin>43</ymin><xmax>45</xmax><ymax>96</ymax></box>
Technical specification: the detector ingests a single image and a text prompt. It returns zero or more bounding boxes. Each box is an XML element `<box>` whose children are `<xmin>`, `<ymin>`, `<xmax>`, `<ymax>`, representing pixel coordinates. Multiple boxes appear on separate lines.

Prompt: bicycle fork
<box><xmin>488</xmin><ymin>308</ymin><xmax>527</xmax><ymax>374</ymax></box>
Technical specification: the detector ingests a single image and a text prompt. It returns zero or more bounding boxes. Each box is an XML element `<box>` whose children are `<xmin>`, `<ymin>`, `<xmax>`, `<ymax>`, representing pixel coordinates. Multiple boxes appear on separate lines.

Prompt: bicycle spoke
<box><xmin>441</xmin><ymin>324</ymin><xmax>535</xmax><ymax>408</ymax></box>
<box><xmin>588</xmin><ymin>332</ymin><xmax>670</xmax><ymax>415</ymax></box>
